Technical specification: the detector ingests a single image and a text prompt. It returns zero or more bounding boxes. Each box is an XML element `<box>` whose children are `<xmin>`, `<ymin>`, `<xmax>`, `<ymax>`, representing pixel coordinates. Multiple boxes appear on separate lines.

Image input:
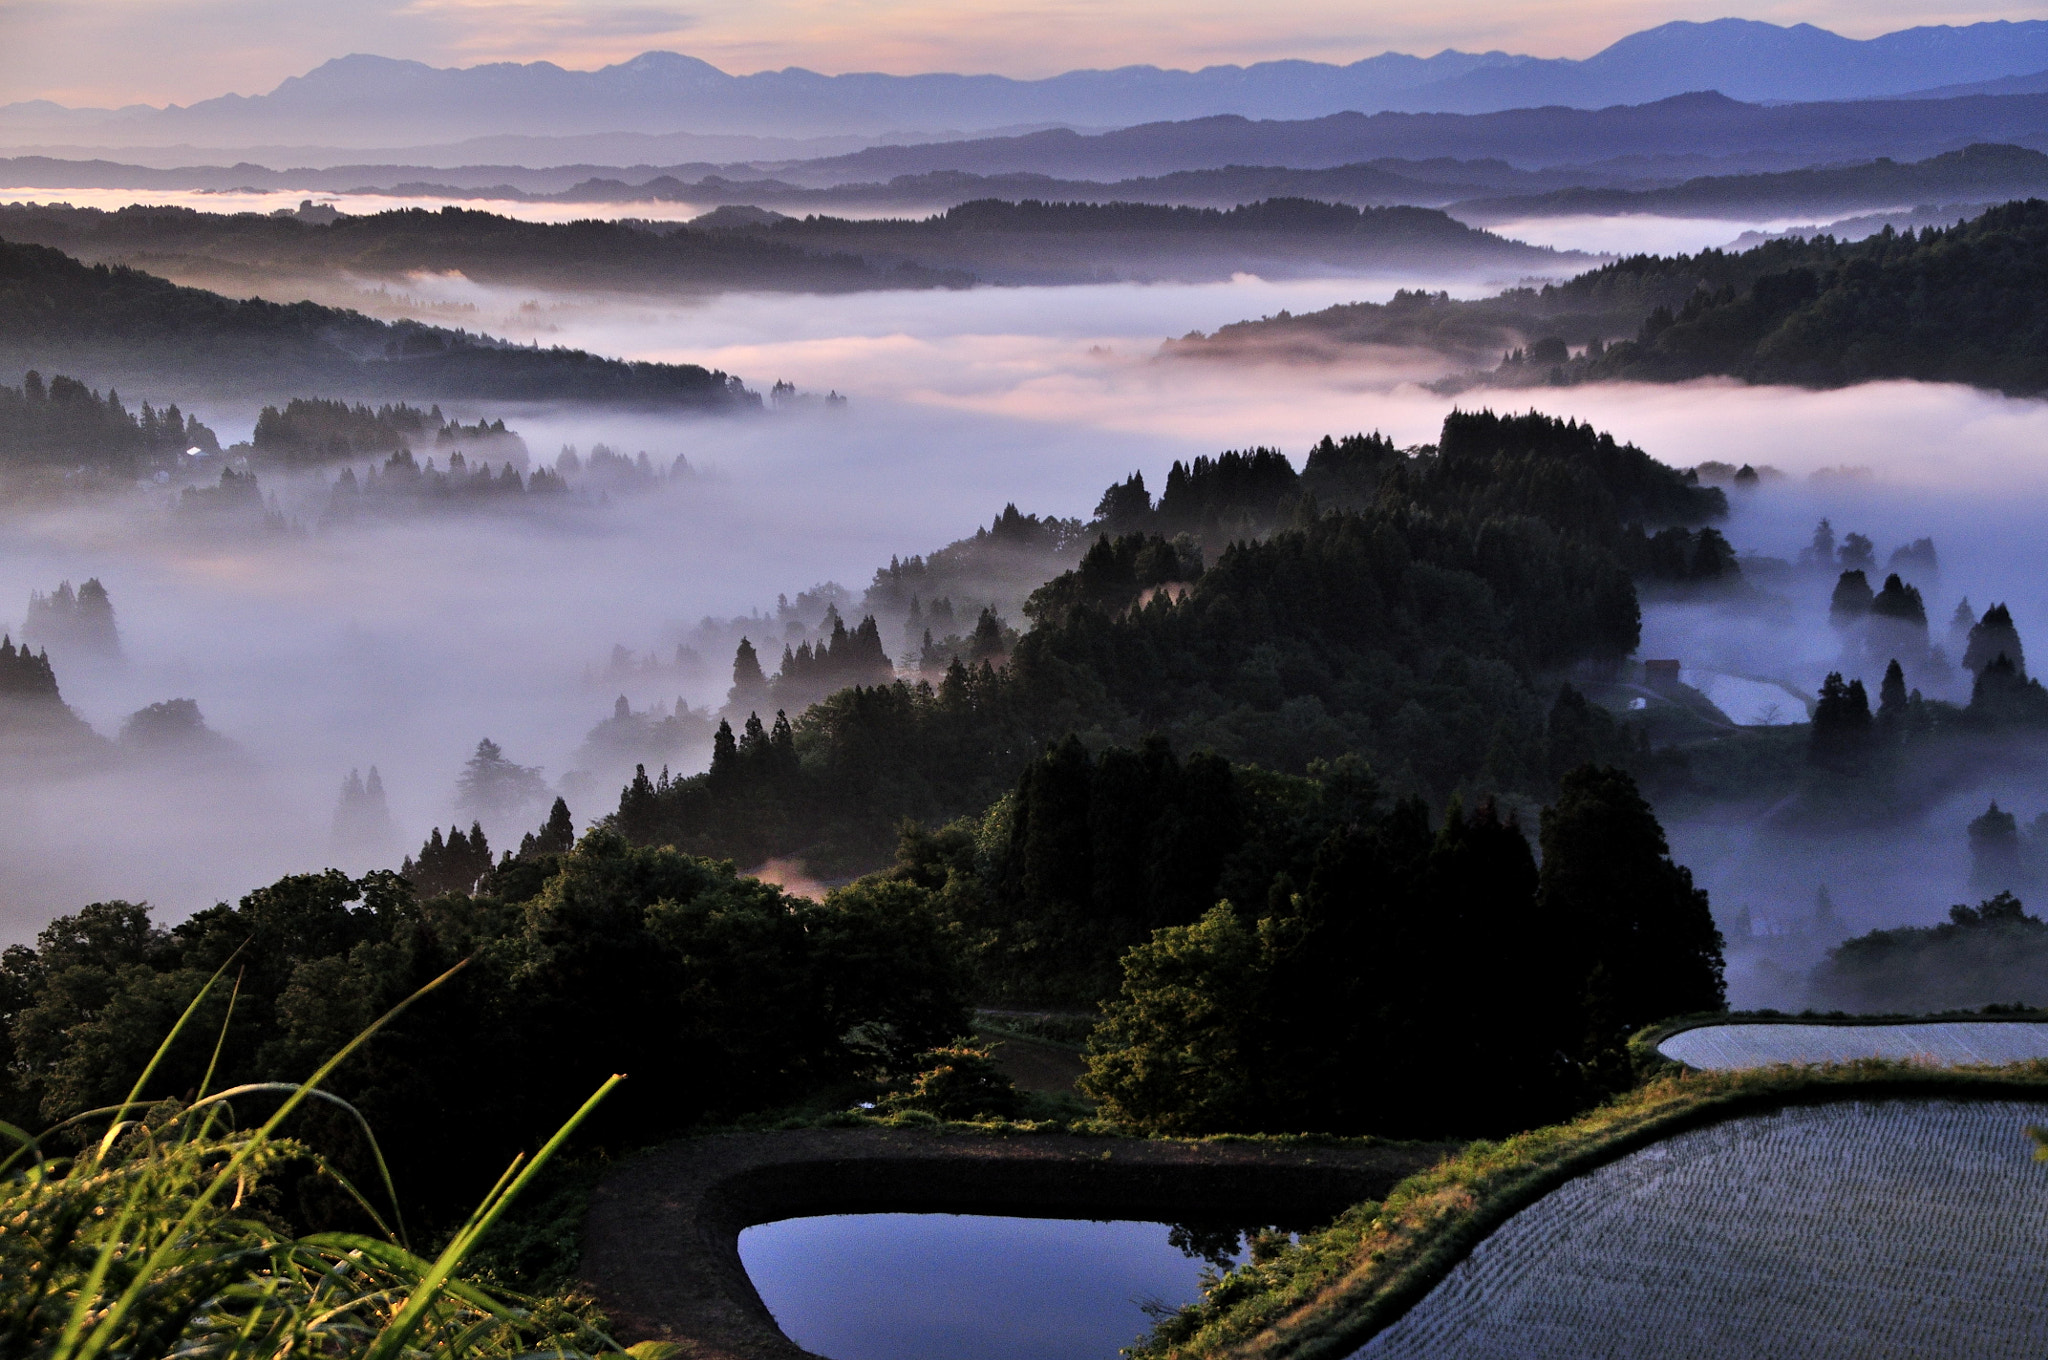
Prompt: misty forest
<box><xmin>6</xmin><ymin>10</ymin><xmax>2048</xmax><ymax>1360</ymax></box>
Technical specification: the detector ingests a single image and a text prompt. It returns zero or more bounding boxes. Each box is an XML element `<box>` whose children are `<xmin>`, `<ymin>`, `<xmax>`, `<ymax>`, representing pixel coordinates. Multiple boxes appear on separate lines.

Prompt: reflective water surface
<box><xmin>738</xmin><ymin>1213</ymin><xmax>1239</xmax><ymax>1360</ymax></box>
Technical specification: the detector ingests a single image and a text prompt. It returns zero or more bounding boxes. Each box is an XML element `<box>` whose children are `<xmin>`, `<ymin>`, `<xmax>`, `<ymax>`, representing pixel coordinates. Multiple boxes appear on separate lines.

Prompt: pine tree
<box><xmin>1876</xmin><ymin>659</ymin><xmax>1909</xmax><ymax>733</ymax></box>
<box><xmin>709</xmin><ymin>718</ymin><xmax>738</xmax><ymax>784</ymax></box>
<box><xmin>1538</xmin><ymin>765</ymin><xmax>1725</xmax><ymax>1074</ymax></box>
<box><xmin>1828</xmin><ymin>570</ymin><xmax>1873</xmax><ymax>624</ymax></box>
<box><xmin>1963</xmin><ymin>603</ymin><xmax>2026</xmax><ymax>677</ymax></box>
<box><xmin>519</xmin><ymin>797</ymin><xmax>575</xmax><ymax>858</ymax></box>
<box><xmin>1969</xmin><ymin>801</ymin><xmax>2023</xmax><ymax>891</ymax></box>
<box><xmin>729</xmin><ymin>636</ymin><xmax>770</xmax><ymax>711</ymax></box>
<box><xmin>454</xmin><ymin>737</ymin><xmax>547</xmax><ymax>818</ymax></box>
<box><xmin>1809</xmin><ymin>672</ymin><xmax>1874</xmax><ymax>772</ymax></box>
<box><xmin>1801</xmin><ymin>518</ymin><xmax>1836</xmax><ymax>567</ymax></box>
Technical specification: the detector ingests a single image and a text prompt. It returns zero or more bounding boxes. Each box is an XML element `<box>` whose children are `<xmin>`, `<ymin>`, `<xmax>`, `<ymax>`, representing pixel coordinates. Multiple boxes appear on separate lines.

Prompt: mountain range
<box><xmin>7</xmin><ymin>91</ymin><xmax>2047</xmax><ymax>209</ymax></box>
<box><xmin>4</xmin><ymin>20</ymin><xmax>2047</xmax><ymax>149</ymax></box>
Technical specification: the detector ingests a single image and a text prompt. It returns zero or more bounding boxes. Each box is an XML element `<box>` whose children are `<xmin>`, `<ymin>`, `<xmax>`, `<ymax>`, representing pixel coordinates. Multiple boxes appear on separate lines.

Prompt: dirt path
<box><xmin>579</xmin><ymin>1127</ymin><xmax>1452</xmax><ymax>1359</ymax></box>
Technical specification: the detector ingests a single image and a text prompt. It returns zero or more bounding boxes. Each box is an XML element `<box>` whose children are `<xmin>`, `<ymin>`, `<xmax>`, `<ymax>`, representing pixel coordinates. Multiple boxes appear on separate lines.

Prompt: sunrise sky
<box><xmin>4</xmin><ymin>0</ymin><xmax>2039</xmax><ymax>108</ymax></box>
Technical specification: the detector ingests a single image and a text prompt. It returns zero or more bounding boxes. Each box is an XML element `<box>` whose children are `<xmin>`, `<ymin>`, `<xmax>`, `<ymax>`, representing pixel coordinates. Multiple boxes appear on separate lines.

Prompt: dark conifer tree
<box><xmin>709</xmin><ymin>718</ymin><xmax>738</xmax><ymax>784</ymax></box>
<box><xmin>1538</xmin><ymin>766</ymin><xmax>1724</xmax><ymax>1075</ymax></box>
<box><xmin>1870</xmin><ymin>574</ymin><xmax>1927</xmax><ymax>628</ymax></box>
<box><xmin>729</xmin><ymin>637</ymin><xmax>770</xmax><ymax>712</ymax></box>
<box><xmin>1969</xmin><ymin>801</ymin><xmax>2023</xmax><ymax>891</ymax></box>
<box><xmin>520</xmin><ymin>797</ymin><xmax>575</xmax><ymax>858</ymax></box>
<box><xmin>1967</xmin><ymin>654</ymin><xmax>2048</xmax><ymax>725</ymax></box>
<box><xmin>1964</xmin><ymin>603</ymin><xmax>2026</xmax><ymax>677</ymax></box>
<box><xmin>1828</xmin><ymin>570</ymin><xmax>1874</xmax><ymax>625</ymax></box>
<box><xmin>1877</xmin><ymin>659</ymin><xmax>1909</xmax><ymax>733</ymax></box>
<box><xmin>1809</xmin><ymin>672</ymin><xmax>1875</xmax><ymax>772</ymax></box>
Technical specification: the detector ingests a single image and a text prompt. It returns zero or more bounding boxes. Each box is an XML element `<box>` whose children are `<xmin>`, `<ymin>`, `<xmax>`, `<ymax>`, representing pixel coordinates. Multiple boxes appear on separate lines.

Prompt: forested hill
<box><xmin>0</xmin><ymin>238</ymin><xmax>755</xmax><ymax>405</ymax></box>
<box><xmin>1175</xmin><ymin>199</ymin><xmax>2048</xmax><ymax>396</ymax></box>
<box><xmin>0</xmin><ymin>202</ymin><xmax>969</xmax><ymax>297</ymax></box>
<box><xmin>1583</xmin><ymin>199</ymin><xmax>2048</xmax><ymax>394</ymax></box>
<box><xmin>0</xmin><ymin>197</ymin><xmax>1576</xmax><ymax>296</ymax></box>
<box><xmin>725</xmin><ymin>197</ymin><xmax>1581</xmax><ymax>284</ymax></box>
<box><xmin>612</xmin><ymin>409</ymin><xmax>1723</xmax><ymax>875</ymax></box>
<box><xmin>1451</xmin><ymin>143</ymin><xmax>2048</xmax><ymax>224</ymax></box>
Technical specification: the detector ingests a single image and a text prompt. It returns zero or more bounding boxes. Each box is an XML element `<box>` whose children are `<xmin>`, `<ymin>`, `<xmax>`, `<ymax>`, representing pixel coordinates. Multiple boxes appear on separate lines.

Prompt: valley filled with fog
<box><xmin>6</xmin><ymin>230</ymin><xmax>2048</xmax><ymax>1014</ymax></box>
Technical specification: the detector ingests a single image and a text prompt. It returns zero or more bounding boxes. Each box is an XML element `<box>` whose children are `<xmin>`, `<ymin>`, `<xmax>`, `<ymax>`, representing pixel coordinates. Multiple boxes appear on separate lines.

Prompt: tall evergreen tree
<box><xmin>1538</xmin><ymin>766</ymin><xmax>1724</xmax><ymax>1076</ymax></box>
<box><xmin>1964</xmin><ymin>603</ymin><xmax>2027</xmax><ymax>677</ymax></box>
<box><xmin>1968</xmin><ymin>801</ymin><xmax>2023</xmax><ymax>891</ymax></box>
<box><xmin>1828</xmin><ymin>570</ymin><xmax>1874</xmax><ymax>625</ymax></box>
<box><xmin>1809</xmin><ymin>672</ymin><xmax>1875</xmax><ymax>772</ymax></box>
<box><xmin>729</xmin><ymin>636</ymin><xmax>770</xmax><ymax>712</ymax></box>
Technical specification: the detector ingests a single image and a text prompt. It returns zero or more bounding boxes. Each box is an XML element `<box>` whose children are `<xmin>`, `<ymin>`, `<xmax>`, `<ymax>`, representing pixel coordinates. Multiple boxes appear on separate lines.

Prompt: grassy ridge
<box><xmin>1132</xmin><ymin>1059</ymin><xmax>2048</xmax><ymax>1360</ymax></box>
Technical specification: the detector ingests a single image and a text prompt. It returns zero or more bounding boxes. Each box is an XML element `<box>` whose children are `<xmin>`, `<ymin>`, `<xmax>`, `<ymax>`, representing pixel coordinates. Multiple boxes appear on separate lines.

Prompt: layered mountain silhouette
<box><xmin>5</xmin><ymin>20</ymin><xmax>2047</xmax><ymax>148</ymax></box>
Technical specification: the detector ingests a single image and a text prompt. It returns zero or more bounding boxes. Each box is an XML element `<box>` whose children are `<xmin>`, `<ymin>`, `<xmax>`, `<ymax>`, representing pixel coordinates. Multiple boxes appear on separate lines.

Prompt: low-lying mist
<box><xmin>6</xmin><ymin>265</ymin><xmax>2048</xmax><ymax>1025</ymax></box>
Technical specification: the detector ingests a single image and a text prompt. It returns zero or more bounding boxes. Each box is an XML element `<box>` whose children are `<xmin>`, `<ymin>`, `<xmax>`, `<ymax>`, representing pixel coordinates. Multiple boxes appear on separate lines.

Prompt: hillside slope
<box><xmin>0</xmin><ymin>239</ymin><xmax>754</xmax><ymax>405</ymax></box>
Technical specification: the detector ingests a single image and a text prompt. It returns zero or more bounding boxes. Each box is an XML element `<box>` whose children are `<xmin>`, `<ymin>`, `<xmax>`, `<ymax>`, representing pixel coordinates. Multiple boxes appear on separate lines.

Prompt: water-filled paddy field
<box><xmin>739</xmin><ymin>1213</ymin><xmax>1241</xmax><ymax>1360</ymax></box>
<box><xmin>1659</xmin><ymin>1022</ymin><xmax>2048</xmax><ymax>1070</ymax></box>
<box><xmin>1352</xmin><ymin>1099</ymin><xmax>2048</xmax><ymax>1360</ymax></box>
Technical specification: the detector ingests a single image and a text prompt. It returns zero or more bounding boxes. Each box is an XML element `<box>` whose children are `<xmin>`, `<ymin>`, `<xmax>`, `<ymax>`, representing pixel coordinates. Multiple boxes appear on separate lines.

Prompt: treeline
<box><xmin>911</xmin><ymin>197</ymin><xmax>1554</xmax><ymax>246</ymax></box>
<box><xmin>1583</xmin><ymin>200</ymin><xmax>2048</xmax><ymax>395</ymax></box>
<box><xmin>253</xmin><ymin>396</ymin><xmax>525</xmax><ymax>464</ymax></box>
<box><xmin>321</xmin><ymin>447</ymin><xmax>570</xmax><ymax>520</ymax></box>
<box><xmin>0</xmin><ymin>201</ymin><xmax>972</xmax><ymax>295</ymax></box>
<box><xmin>1811</xmin><ymin>891</ymin><xmax>2048</xmax><ymax>1012</ymax></box>
<box><xmin>1806</xmin><ymin>600</ymin><xmax>2048</xmax><ymax>776</ymax></box>
<box><xmin>0</xmin><ymin>238</ymin><xmax>759</xmax><ymax>405</ymax></box>
<box><xmin>613</xmin><ymin>409</ymin><xmax>1701</xmax><ymax>874</ymax></box>
<box><xmin>0</xmin><ymin>369</ymin><xmax>219</xmax><ymax>471</ymax></box>
<box><xmin>0</xmin><ymin>833</ymin><xmax>968</xmax><ymax>1239</ymax></box>
<box><xmin>1181</xmin><ymin>199</ymin><xmax>2048</xmax><ymax>397</ymax></box>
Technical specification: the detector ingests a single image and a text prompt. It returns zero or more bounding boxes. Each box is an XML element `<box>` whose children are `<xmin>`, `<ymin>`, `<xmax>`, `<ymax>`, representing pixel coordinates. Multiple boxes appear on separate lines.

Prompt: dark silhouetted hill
<box><xmin>0</xmin><ymin>238</ymin><xmax>756</xmax><ymax>405</ymax></box>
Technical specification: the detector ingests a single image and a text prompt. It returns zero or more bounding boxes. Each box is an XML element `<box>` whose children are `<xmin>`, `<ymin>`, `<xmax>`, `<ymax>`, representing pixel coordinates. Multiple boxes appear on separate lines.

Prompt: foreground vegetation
<box><xmin>0</xmin><ymin>834</ymin><xmax>968</xmax><ymax>1247</ymax></box>
<box><xmin>0</xmin><ymin>962</ymin><xmax>661</xmax><ymax>1360</ymax></box>
<box><xmin>1130</xmin><ymin>1059</ymin><xmax>2048</xmax><ymax>1360</ymax></box>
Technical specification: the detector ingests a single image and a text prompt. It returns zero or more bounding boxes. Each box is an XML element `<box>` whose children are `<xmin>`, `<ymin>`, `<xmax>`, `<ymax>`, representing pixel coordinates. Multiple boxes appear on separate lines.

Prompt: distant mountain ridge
<box><xmin>5</xmin><ymin>20</ymin><xmax>2048</xmax><ymax>147</ymax></box>
<box><xmin>8</xmin><ymin>91</ymin><xmax>2048</xmax><ymax>205</ymax></box>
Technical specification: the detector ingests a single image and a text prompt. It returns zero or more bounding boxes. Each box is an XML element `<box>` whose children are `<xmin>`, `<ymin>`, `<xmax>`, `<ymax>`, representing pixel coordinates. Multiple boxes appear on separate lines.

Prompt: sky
<box><xmin>2</xmin><ymin>0</ymin><xmax>2041</xmax><ymax>108</ymax></box>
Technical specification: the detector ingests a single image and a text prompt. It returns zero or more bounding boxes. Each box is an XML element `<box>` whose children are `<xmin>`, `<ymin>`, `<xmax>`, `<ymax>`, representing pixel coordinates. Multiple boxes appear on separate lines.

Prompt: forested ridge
<box><xmin>613</xmin><ymin>410</ymin><xmax>1721</xmax><ymax>875</ymax></box>
<box><xmin>0</xmin><ymin>201</ymin><xmax>971</xmax><ymax>294</ymax></box>
<box><xmin>1182</xmin><ymin>198</ymin><xmax>2048</xmax><ymax>396</ymax></box>
<box><xmin>0</xmin><ymin>368</ymin><xmax>220</xmax><ymax>471</ymax></box>
<box><xmin>0</xmin><ymin>237</ymin><xmax>757</xmax><ymax>404</ymax></box>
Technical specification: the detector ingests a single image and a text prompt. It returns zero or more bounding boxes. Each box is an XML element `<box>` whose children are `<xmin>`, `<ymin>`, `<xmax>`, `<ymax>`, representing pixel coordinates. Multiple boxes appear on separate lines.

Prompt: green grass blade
<box><xmin>360</xmin><ymin>1072</ymin><xmax>624</xmax><ymax>1360</ymax></box>
<box><xmin>194</xmin><ymin>967</ymin><xmax>244</xmax><ymax>1104</ymax></box>
<box><xmin>63</xmin><ymin>958</ymin><xmax>469</xmax><ymax>1360</ymax></box>
<box><xmin>98</xmin><ymin>947</ymin><xmax>243</xmax><ymax>1161</ymax></box>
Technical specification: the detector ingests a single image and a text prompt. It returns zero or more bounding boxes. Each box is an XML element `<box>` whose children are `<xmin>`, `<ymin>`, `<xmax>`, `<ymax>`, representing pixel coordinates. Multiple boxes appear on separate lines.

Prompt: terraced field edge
<box><xmin>1634</xmin><ymin>1006</ymin><xmax>2048</xmax><ymax>1054</ymax></box>
<box><xmin>1128</xmin><ymin>1060</ymin><xmax>2048</xmax><ymax>1360</ymax></box>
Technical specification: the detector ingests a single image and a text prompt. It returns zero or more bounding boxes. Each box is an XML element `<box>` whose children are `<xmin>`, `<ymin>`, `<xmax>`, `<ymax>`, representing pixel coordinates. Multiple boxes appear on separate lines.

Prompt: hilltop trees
<box><xmin>330</xmin><ymin>766</ymin><xmax>396</xmax><ymax>857</ymax></box>
<box><xmin>0</xmin><ymin>834</ymin><xmax>972</xmax><ymax>1234</ymax></box>
<box><xmin>1809</xmin><ymin>672</ymin><xmax>1875</xmax><ymax>772</ymax></box>
<box><xmin>611</xmin><ymin>410</ymin><xmax>1681</xmax><ymax>873</ymax></box>
<box><xmin>400</xmin><ymin>822</ymin><xmax>493</xmax><ymax>896</ymax></box>
<box><xmin>1080</xmin><ymin>765</ymin><xmax>1721</xmax><ymax>1137</ymax></box>
<box><xmin>1585</xmin><ymin>201</ymin><xmax>2048</xmax><ymax>396</ymax></box>
<box><xmin>454</xmin><ymin>737</ymin><xmax>548</xmax><ymax>820</ymax></box>
<box><xmin>24</xmin><ymin>578</ymin><xmax>121</xmax><ymax>662</ymax></box>
<box><xmin>1963</xmin><ymin>603</ymin><xmax>2026</xmax><ymax>676</ymax></box>
<box><xmin>0</xmin><ymin>369</ymin><xmax>219</xmax><ymax>472</ymax></box>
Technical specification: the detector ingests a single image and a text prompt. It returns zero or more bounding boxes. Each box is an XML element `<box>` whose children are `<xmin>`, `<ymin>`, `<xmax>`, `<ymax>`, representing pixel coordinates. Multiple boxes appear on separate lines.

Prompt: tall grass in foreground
<box><xmin>0</xmin><ymin>958</ymin><xmax>665</xmax><ymax>1360</ymax></box>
